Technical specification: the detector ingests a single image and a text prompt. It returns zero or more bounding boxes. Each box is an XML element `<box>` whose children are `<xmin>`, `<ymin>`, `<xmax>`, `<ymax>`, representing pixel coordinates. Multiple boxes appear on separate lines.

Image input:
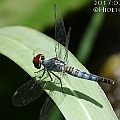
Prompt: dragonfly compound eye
<box><xmin>33</xmin><ymin>54</ymin><xmax>42</xmax><ymax>69</ymax></box>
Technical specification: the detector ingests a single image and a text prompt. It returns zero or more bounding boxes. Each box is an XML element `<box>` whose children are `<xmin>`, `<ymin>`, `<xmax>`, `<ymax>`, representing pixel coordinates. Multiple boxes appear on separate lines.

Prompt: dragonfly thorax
<box><xmin>33</xmin><ymin>54</ymin><xmax>45</xmax><ymax>69</ymax></box>
<box><xmin>42</xmin><ymin>57</ymin><xmax>66</xmax><ymax>72</ymax></box>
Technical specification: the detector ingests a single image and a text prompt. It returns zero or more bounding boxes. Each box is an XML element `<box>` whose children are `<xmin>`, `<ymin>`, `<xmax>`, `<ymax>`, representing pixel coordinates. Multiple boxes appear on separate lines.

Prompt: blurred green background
<box><xmin>0</xmin><ymin>0</ymin><xmax>120</xmax><ymax>119</ymax></box>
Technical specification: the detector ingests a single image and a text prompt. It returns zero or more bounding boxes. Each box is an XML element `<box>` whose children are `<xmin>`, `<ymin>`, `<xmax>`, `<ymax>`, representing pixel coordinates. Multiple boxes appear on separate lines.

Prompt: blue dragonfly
<box><xmin>12</xmin><ymin>3</ymin><xmax>115</xmax><ymax>120</ymax></box>
<box><xmin>12</xmin><ymin>4</ymin><xmax>69</xmax><ymax>120</ymax></box>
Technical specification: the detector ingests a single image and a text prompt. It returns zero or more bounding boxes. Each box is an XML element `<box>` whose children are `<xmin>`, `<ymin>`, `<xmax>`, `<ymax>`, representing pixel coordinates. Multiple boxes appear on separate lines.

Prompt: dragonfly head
<box><xmin>33</xmin><ymin>54</ymin><xmax>45</xmax><ymax>69</ymax></box>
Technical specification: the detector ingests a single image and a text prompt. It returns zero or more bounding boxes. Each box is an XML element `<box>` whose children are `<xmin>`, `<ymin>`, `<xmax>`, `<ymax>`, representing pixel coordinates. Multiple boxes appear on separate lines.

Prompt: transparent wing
<box><xmin>12</xmin><ymin>79</ymin><xmax>44</xmax><ymax>107</ymax></box>
<box><xmin>38</xmin><ymin>96</ymin><xmax>56</xmax><ymax>120</ymax></box>
<box><xmin>54</xmin><ymin>3</ymin><xmax>71</xmax><ymax>63</ymax></box>
<box><xmin>54</xmin><ymin>3</ymin><xmax>66</xmax><ymax>52</ymax></box>
<box><xmin>64</xmin><ymin>27</ymin><xmax>71</xmax><ymax>63</ymax></box>
<box><xmin>54</xmin><ymin>4</ymin><xmax>69</xmax><ymax>100</ymax></box>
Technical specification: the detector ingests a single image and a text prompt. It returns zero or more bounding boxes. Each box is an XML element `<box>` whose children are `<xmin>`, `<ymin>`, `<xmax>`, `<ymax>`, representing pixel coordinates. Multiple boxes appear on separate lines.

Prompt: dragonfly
<box><xmin>12</xmin><ymin>3</ymin><xmax>115</xmax><ymax>120</ymax></box>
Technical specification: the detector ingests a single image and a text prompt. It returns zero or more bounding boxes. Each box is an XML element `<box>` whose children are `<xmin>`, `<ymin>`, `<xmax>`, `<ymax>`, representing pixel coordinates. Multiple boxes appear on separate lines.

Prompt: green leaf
<box><xmin>0</xmin><ymin>26</ymin><xmax>117</xmax><ymax>120</ymax></box>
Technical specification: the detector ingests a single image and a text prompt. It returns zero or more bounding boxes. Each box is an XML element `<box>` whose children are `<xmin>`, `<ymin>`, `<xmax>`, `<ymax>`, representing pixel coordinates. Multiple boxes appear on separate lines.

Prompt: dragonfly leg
<box><xmin>34</xmin><ymin>68</ymin><xmax>45</xmax><ymax>78</ymax></box>
<box><xmin>40</xmin><ymin>68</ymin><xmax>46</xmax><ymax>78</ymax></box>
<box><xmin>46</xmin><ymin>70</ymin><xmax>53</xmax><ymax>82</ymax></box>
<box><xmin>34</xmin><ymin>68</ymin><xmax>48</xmax><ymax>81</ymax></box>
<box><xmin>50</xmin><ymin>71</ymin><xmax>64</xmax><ymax>93</ymax></box>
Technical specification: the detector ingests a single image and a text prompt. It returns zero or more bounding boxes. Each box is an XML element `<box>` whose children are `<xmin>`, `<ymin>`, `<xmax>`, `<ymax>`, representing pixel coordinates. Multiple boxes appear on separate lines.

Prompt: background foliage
<box><xmin>0</xmin><ymin>0</ymin><xmax>120</xmax><ymax>120</ymax></box>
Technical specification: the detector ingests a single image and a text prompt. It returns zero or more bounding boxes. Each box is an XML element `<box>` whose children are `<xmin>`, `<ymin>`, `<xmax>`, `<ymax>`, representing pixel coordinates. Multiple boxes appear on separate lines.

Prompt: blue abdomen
<box><xmin>65</xmin><ymin>66</ymin><xmax>115</xmax><ymax>84</ymax></box>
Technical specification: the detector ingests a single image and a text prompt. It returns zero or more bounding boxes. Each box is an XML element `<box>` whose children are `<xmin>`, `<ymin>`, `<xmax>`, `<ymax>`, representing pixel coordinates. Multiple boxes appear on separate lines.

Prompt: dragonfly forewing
<box><xmin>54</xmin><ymin>4</ymin><xmax>70</xmax><ymax>64</ymax></box>
<box><xmin>12</xmin><ymin>79</ymin><xmax>44</xmax><ymax>107</ymax></box>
